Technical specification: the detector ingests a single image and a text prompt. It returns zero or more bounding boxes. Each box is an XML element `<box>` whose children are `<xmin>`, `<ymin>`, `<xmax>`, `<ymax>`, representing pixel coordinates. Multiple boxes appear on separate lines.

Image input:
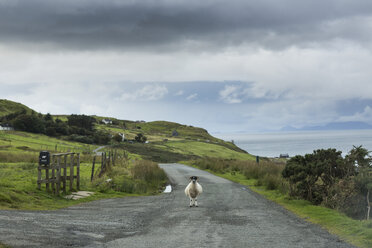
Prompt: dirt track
<box><xmin>0</xmin><ymin>163</ymin><xmax>355</xmax><ymax>247</ymax></box>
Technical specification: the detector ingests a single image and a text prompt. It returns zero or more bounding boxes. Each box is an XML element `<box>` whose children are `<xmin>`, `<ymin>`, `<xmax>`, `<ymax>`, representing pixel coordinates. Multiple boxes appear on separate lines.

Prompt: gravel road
<box><xmin>0</xmin><ymin>163</ymin><xmax>355</xmax><ymax>248</ymax></box>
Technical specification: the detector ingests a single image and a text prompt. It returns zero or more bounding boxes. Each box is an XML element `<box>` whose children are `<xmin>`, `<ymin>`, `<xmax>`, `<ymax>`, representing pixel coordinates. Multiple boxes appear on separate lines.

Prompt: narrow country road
<box><xmin>0</xmin><ymin>163</ymin><xmax>355</xmax><ymax>248</ymax></box>
<box><xmin>93</xmin><ymin>146</ymin><xmax>106</xmax><ymax>155</ymax></box>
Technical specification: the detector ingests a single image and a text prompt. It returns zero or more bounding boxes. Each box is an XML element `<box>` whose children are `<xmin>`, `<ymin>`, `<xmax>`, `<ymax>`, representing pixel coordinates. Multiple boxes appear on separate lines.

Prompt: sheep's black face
<box><xmin>190</xmin><ymin>176</ymin><xmax>198</xmax><ymax>183</ymax></box>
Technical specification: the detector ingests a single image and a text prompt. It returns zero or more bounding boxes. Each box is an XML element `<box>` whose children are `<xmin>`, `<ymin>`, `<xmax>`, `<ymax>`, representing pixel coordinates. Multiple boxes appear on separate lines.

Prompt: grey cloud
<box><xmin>1</xmin><ymin>0</ymin><xmax>372</xmax><ymax>50</ymax></box>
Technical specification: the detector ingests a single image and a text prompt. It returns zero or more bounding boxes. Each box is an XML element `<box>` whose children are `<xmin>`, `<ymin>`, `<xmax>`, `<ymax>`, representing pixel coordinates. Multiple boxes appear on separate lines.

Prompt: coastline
<box><xmin>213</xmin><ymin>129</ymin><xmax>372</xmax><ymax>158</ymax></box>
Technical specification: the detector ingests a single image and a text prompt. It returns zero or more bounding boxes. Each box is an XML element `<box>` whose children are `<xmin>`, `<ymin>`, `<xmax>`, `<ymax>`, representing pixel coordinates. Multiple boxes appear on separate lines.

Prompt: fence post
<box><xmin>56</xmin><ymin>156</ymin><xmax>61</xmax><ymax>195</ymax></box>
<box><xmin>108</xmin><ymin>151</ymin><xmax>111</xmax><ymax>169</ymax></box>
<box><xmin>51</xmin><ymin>155</ymin><xmax>56</xmax><ymax>194</ymax></box>
<box><xmin>91</xmin><ymin>156</ymin><xmax>96</xmax><ymax>182</ymax></box>
<box><xmin>113</xmin><ymin>149</ymin><xmax>116</xmax><ymax>166</ymax></box>
<box><xmin>63</xmin><ymin>154</ymin><xmax>67</xmax><ymax>194</ymax></box>
<box><xmin>37</xmin><ymin>165</ymin><xmax>41</xmax><ymax>190</ymax></box>
<box><xmin>46</xmin><ymin>164</ymin><xmax>50</xmax><ymax>192</ymax></box>
<box><xmin>70</xmin><ymin>154</ymin><xmax>74</xmax><ymax>191</ymax></box>
<box><xmin>101</xmin><ymin>152</ymin><xmax>104</xmax><ymax>171</ymax></box>
<box><xmin>77</xmin><ymin>153</ymin><xmax>80</xmax><ymax>190</ymax></box>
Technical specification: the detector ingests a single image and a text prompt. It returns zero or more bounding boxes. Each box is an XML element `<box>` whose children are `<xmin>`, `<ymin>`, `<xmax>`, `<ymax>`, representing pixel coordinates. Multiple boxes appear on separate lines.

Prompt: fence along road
<box><xmin>0</xmin><ymin>163</ymin><xmax>355</xmax><ymax>248</ymax></box>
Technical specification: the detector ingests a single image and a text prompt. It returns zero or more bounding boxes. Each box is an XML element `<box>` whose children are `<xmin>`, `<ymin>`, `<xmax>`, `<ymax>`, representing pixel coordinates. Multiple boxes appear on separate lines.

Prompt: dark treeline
<box><xmin>1</xmin><ymin>112</ymin><xmax>111</xmax><ymax>145</ymax></box>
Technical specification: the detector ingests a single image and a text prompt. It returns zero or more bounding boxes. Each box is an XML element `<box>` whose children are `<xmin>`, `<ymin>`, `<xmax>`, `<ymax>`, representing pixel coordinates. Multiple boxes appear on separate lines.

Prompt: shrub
<box><xmin>67</xmin><ymin>134</ymin><xmax>94</xmax><ymax>144</ymax></box>
<box><xmin>92</xmin><ymin>158</ymin><xmax>167</xmax><ymax>194</ymax></box>
<box><xmin>134</xmin><ymin>133</ymin><xmax>147</xmax><ymax>143</ymax></box>
<box><xmin>93</xmin><ymin>130</ymin><xmax>111</xmax><ymax>145</ymax></box>
<box><xmin>282</xmin><ymin>149</ymin><xmax>349</xmax><ymax>205</ymax></box>
<box><xmin>323</xmin><ymin>179</ymin><xmax>366</xmax><ymax>219</ymax></box>
<box><xmin>132</xmin><ymin>160</ymin><xmax>167</xmax><ymax>183</ymax></box>
<box><xmin>120</xmin><ymin>179</ymin><xmax>135</xmax><ymax>193</ymax></box>
<box><xmin>264</xmin><ymin>174</ymin><xmax>281</xmax><ymax>190</ymax></box>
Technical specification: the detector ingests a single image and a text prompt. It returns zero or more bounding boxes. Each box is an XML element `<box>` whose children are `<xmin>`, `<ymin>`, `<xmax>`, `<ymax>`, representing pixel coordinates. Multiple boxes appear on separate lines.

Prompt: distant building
<box><xmin>0</xmin><ymin>124</ymin><xmax>13</xmax><ymax>131</ymax></box>
<box><xmin>280</xmin><ymin>153</ymin><xmax>289</xmax><ymax>158</ymax></box>
<box><xmin>101</xmin><ymin>119</ymin><xmax>112</xmax><ymax>125</ymax></box>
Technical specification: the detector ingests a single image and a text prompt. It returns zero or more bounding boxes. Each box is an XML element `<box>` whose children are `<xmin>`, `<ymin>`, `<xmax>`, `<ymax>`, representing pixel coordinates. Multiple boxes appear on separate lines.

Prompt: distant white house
<box><xmin>0</xmin><ymin>124</ymin><xmax>13</xmax><ymax>131</ymax></box>
<box><xmin>101</xmin><ymin>119</ymin><xmax>113</xmax><ymax>125</ymax></box>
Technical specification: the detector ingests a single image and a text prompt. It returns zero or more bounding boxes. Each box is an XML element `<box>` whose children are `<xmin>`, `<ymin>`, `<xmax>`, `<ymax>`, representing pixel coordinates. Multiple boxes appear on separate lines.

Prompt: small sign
<box><xmin>39</xmin><ymin>151</ymin><xmax>50</xmax><ymax>165</ymax></box>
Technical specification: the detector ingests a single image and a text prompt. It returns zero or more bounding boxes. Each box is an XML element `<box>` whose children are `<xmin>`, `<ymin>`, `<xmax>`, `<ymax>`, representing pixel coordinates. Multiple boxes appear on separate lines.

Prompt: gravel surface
<box><xmin>0</xmin><ymin>163</ymin><xmax>355</xmax><ymax>248</ymax></box>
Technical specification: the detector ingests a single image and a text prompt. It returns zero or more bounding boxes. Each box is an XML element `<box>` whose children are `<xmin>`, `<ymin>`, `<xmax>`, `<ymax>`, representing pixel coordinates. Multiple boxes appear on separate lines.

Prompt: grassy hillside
<box><xmin>0</xmin><ymin>131</ymin><xmax>98</xmax><ymax>162</ymax></box>
<box><xmin>0</xmin><ymin>99</ymin><xmax>34</xmax><ymax>117</ymax></box>
<box><xmin>97</xmin><ymin>120</ymin><xmax>249</xmax><ymax>157</ymax></box>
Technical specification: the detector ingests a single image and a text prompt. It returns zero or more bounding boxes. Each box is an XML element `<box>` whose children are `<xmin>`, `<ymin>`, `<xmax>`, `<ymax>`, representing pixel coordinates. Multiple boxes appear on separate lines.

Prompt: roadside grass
<box><xmin>0</xmin><ymin>155</ymin><xmax>168</xmax><ymax>210</ymax></box>
<box><xmin>194</xmin><ymin>167</ymin><xmax>372</xmax><ymax>248</ymax></box>
<box><xmin>0</xmin><ymin>162</ymin><xmax>125</xmax><ymax>210</ymax></box>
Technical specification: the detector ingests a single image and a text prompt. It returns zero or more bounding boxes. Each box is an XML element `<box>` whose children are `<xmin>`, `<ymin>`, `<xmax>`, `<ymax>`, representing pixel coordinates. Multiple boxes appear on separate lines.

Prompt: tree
<box><xmin>347</xmin><ymin>146</ymin><xmax>372</xmax><ymax>220</ymax></box>
<box><xmin>44</xmin><ymin>113</ymin><xmax>53</xmax><ymax>122</ymax></box>
<box><xmin>12</xmin><ymin>114</ymin><xmax>46</xmax><ymax>134</ymax></box>
<box><xmin>67</xmin><ymin>114</ymin><xmax>96</xmax><ymax>131</ymax></box>
<box><xmin>345</xmin><ymin>145</ymin><xmax>372</xmax><ymax>170</ymax></box>
<box><xmin>46</xmin><ymin>126</ymin><xmax>57</xmax><ymax>136</ymax></box>
<box><xmin>282</xmin><ymin>148</ymin><xmax>348</xmax><ymax>204</ymax></box>
<box><xmin>135</xmin><ymin>133</ymin><xmax>147</xmax><ymax>143</ymax></box>
<box><xmin>282</xmin><ymin>154</ymin><xmax>322</xmax><ymax>203</ymax></box>
<box><xmin>113</xmin><ymin>133</ymin><xmax>123</xmax><ymax>143</ymax></box>
<box><xmin>93</xmin><ymin>130</ymin><xmax>111</xmax><ymax>145</ymax></box>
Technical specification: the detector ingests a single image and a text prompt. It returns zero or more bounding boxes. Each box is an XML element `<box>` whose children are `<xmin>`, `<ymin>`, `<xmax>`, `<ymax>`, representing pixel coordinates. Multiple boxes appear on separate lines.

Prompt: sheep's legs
<box><xmin>189</xmin><ymin>198</ymin><xmax>194</xmax><ymax>207</ymax></box>
<box><xmin>189</xmin><ymin>198</ymin><xmax>198</xmax><ymax>207</ymax></box>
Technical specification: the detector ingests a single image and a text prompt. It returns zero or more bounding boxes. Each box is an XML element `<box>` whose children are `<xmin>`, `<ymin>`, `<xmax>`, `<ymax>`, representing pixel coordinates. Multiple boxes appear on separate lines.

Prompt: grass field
<box><xmin>0</xmin><ymin>161</ymin><xmax>122</xmax><ymax>210</ymax></box>
<box><xmin>0</xmin><ymin>131</ymin><xmax>98</xmax><ymax>163</ymax></box>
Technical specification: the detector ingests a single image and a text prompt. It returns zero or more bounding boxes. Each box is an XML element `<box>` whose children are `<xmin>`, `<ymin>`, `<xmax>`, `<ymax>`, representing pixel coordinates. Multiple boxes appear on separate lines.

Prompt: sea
<box><xmin>214</xmin><ymin>129</ymin><xmax>372</xmax><ymax>158</ymax></box>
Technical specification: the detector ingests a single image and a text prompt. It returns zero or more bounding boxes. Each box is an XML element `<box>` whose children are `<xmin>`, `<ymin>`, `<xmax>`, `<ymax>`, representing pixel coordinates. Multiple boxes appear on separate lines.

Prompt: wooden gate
<box><xmin>37</xmin><ymin>152</ymin><xmax>80</xmax><ymax>195</ymax></box>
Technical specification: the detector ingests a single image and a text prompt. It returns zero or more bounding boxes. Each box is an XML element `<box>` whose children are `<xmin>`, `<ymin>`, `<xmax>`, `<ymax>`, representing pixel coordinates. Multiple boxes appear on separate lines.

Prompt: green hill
<box><xmin>0</xmin><ymin>99</ymin><xmax>34</xmax><ymax>117</ymax></box>
<box><xmin>0</xmin><ymin>99</ymin><xmax>253</xmax><ymax>162</ymax></box>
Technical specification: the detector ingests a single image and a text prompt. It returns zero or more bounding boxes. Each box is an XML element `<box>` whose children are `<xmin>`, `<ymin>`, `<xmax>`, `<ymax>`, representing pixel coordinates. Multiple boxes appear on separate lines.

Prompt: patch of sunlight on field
<box><xmin>165</xmin><ymin>141</ymin><xmax>255</xmax><ymax>160</ymax></box>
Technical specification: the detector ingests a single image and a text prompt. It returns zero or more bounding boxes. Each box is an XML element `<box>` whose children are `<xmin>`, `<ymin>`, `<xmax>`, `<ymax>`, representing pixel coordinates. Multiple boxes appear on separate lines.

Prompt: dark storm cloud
<box><xmin>1</xmin><ymin>0</ymin><xmax>372</xmax><ymax>50</ymax></box>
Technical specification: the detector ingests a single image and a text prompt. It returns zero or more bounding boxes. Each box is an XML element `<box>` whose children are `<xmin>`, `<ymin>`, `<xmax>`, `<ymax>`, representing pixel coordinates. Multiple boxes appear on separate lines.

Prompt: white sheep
<box><xmin>184</xmin><ymin>176</ymin><xmax>203</xmax><ymax>207</ymax></box>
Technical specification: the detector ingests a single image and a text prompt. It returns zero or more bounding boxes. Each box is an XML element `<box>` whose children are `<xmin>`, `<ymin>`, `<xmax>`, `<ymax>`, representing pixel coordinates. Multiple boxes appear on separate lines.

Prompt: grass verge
<box><xmin>0</xmin><ymin>158</ymin><xmax>167</xmax><ymax>210</ymax></box>
<box><xmin>190</xmin><ymin>166</ymin><xmax>372</xmax><ymax>248</ymax></box>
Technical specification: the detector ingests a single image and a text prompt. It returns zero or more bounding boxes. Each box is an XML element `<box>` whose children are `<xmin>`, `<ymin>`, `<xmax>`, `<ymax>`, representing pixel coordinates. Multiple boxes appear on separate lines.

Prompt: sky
<box><xmin>1</xmin><ymin>0</ymin><xmax>372</xmax><ymax>133</ymax></box>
